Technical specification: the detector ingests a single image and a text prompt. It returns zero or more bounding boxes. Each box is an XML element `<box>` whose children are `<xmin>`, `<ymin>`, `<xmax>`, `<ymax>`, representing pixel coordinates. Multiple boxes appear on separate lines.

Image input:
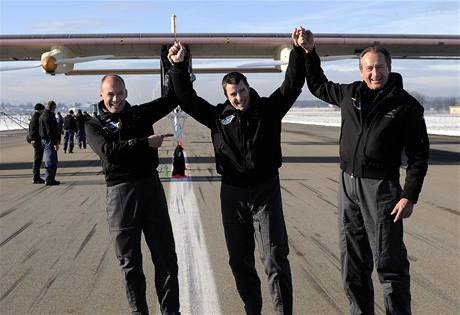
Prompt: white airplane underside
<box><xmin>0</xmin><ymin>33</ymin><xmax>459</xmax><ymax>75</ymax></box>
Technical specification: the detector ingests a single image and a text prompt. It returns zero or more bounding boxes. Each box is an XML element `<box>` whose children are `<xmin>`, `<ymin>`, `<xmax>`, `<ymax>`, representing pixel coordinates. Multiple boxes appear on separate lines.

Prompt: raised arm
<box><xmin>167</xmin><ymin>42</ymin><xmax>216</xmax><ymax>129</ymax></box>
<box><xmin>267</xmin><ymin>28</ymin><xmax>307</xmax><ymax>118</ymax></box>
<box><xmin>137</xmin><ymin>89</ymin><xmax>177</xmax><ymax>125</ymax></box>
<box><xmin>298</xmin><ymin>28</ymin><xmax>347</xmax><ymax>106</ymax></box>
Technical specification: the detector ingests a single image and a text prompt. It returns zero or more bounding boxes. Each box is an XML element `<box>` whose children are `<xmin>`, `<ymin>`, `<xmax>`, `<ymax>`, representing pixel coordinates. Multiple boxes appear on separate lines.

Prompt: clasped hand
<box><xmin>291</xmin><ymin>26</ymin><xmax>315</xmax><ymax>53</ymax></box>
<box><xmin>168</xmin><ymin>42</ymin><xmax>185</xmax><ymax>64</ymax></box>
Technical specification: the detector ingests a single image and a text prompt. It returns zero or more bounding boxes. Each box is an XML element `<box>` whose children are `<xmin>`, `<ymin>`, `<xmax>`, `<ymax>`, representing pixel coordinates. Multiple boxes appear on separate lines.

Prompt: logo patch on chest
<box><xmin>104</xmin><ymin>121</ymin><xmax>121</xmax><ymax>132</ymax></box>
<box><xmin>221</xmin><ymin>114</ymin><xmax>235</xmax><ymax>125</ymax></box>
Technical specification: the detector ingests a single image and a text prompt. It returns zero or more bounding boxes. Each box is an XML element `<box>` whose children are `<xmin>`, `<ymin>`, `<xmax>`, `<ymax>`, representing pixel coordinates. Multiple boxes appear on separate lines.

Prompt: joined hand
<box><xmin>168</xmin><ymin>41</ymin><xmax>185</xmax><ymax>64</ymax></box>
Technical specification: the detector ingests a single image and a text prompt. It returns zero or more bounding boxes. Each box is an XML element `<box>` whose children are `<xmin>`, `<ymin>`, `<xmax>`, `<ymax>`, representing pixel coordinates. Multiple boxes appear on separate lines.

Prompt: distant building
<box><xmin>449</xmin><ymin>105</ymin><xmax>460</xmax><ymax>115</ymax></box>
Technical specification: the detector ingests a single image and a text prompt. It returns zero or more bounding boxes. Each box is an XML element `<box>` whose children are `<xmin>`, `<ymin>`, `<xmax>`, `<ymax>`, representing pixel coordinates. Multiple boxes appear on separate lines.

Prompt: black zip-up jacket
<box><xmin>169</xmin><ymin>46</ymin><xmax>306</xmax><ymax>186</ymax></box>
<box><xmin>304</xmin><ymin>47</ymin><xmax>429</xmax><ymax>202</ymax></box>
<box><xmin>39</xmin><ymin>109</ymin><xmax>60</xmax><ymax>145</ymax></box>
<box><xmin>63</xmin><ymin>114</ymin><xmax>77</xmax><ymax>131</ymax></box>
<box><xmin>75</xmin><ymin>113</ymin><xmax>87</xmax><ymax>130</ymax></box>
<box><xmin>28</xmin><ymin>111</ymin><xmax>41</xmax><ymax>141</ymax></box>
<box><xmin>85</xmin><ymin>96</ymin><xmax>176</xmax><ymax>186</ymax></box>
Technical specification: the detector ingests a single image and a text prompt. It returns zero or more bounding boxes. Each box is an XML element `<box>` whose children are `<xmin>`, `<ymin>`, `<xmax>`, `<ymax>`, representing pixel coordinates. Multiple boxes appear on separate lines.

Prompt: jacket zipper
<box><xmin>351</xmin><ymin>117</ymin><xmax>363</xmax><ymax>178</ymax></box>
<box><xmin>361</xmin><ymin>93</ymin><xmax>394</xmax><ymax>161</ymax></box>
<box><xmin>349</xmin><ymin>90</ymin><xmax>363</xmax><ymax>178</ymax></box>
<box><xmin>237</xmin><ymin>112</ymin><xmax>247</xmax><ymax>170</ymax></box>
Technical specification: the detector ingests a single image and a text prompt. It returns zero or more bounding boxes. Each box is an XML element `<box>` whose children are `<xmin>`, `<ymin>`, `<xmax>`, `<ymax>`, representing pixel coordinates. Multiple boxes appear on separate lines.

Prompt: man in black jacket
<box><xmin>298</xmin><ymin>28</ymin><xmax>429</xmax><ymax>314</ymax></box>
<box><xmin>28</xmin><ymin>103</ymin><xmax>45</xmax><ymax>183</ymax></box>
<box><xmin>75</xmin><ymin>109</ymin><xmax>88</xmax><ymax>149</ymax></box>
<box><xmin>39</xmin><ymin>100</ymin><xmax>61</xmax><ymax>186</ymax></box>
<box><xmin>86</xmin><ymin>74</ymin><xmax>180</xmax><ymax>315</ymax></box>
<box><xmin>167</xmin><ymin>29</ymin><xmax>306</xmax><ymax>315</ymax></box>
<box><xmin>63</xmin><ymin>109</ymin><xmax>77</xmax><ymax>153</ymax></box>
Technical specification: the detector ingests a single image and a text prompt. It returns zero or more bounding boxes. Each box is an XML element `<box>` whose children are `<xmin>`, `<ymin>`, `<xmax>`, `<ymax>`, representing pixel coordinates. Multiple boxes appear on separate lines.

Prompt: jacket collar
<box><xmin>361</xmin><ymin>72</ymin><xmax>403</xmax><ymax>95</ymax></box>
<box><xmin>221</xmin><ymin>88</ymin><xmax>261</xmax><ymax>116</ymax></box>
<box><xmin>97</xmin><ymin>100</ymin><xmax>132</xmax><ymax>121</ymax></box>
<box><xmin>382</xmin><ymin>72</ymin><xmax>403</xmax><ymax>92</ymax></box>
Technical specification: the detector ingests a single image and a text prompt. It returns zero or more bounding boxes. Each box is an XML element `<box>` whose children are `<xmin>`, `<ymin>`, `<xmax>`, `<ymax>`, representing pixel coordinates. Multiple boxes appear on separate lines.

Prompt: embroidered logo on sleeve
<box><xmin>221</xmin><ymin>114</ymin><xmax>235</xmax><ymax>125</ymax></box>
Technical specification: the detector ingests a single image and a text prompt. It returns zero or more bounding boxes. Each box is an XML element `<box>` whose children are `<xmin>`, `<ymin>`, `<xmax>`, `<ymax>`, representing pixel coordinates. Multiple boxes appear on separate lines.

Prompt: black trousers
<box><xmin>220</xmin><ymin>176</ymin><xmax>292</xmax><ymax>315</ymax></box>
<box><xmin>32</xmin><ymin>141</ymin><xmax>44</xmax><ymax>180</ymax></box>
<box><xmin>338</xmin><ymin>171</ymin><xmax>411</xmax><ymax>315</ymax></box>
<box><xmin>63</xmin><ymin>129</ymin><xmax>75</xmax><ymax>152</ymax></box>
<box><xmin>106</xmin><ymin>174</ymin><xmax>180</xmax><ymax>315</ymax></box>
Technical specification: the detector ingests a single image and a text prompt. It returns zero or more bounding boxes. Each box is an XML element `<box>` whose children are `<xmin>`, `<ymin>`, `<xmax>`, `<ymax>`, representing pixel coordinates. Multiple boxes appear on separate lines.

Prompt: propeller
<box><xmin>40</xmin><ymin>54</ymin><xmax>114</xmax><ymax>73</ymax></box>
<box><xmin>0</xmin><ymin>52</ymin><xmax>114</xmax><ymax>74</ymax></box>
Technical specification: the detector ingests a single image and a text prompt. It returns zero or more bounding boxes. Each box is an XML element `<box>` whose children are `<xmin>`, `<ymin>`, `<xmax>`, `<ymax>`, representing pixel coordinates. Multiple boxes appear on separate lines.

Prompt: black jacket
<box><xmin>304</xmin><ymin>48</ymin><xmax>429</xmax><ymax>202</ymax></box>
<box><xmin>28</xmin><ymin>111</ymin><xmax>41</xmax><ymax>141</ymax></box>
<box><xmin>169</xmin><ymin>46</ymin><xmax>306</xmax><ymax>186</ymax></box>
<box><xmin>63</xmin><ymin>114</ymin><xmax>77</xmax><ymax>131</ymax></box>
<box><xmin>85</xmin><ymin>96</ymin><xmax>176</xmax><ymax>186</ymax></box>
<box><xmin>75</xmin><ymin>113</ymin><xmax>87</xmax><ymax>130</ymax></box>
<box><xmin>39</xmin><ymin>109</ymin><xmax>60</xmax><ymax>145</ymax></box>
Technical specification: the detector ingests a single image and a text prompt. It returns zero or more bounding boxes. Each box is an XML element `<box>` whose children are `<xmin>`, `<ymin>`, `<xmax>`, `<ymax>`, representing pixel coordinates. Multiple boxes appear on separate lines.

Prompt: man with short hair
<box><xmin>167</xmin><ymin>29</ymin><xmax>306</xmax><ymax>315</ymax></box>
<box><xmin>39</xmin><ymin>100</ymin><xmax>61</xmax><ymax>186</ymax></box>
<box><xmin>63</xmin><ymin>109</ymin><xmax>77</xmax><ymax>153</ymax></box>
<box><xmin>28</xmin><ymin>103</ymin><xmax>45</xmax><ymax>184</ymax></box>
<box><xmin>56</xmin><ymin>111</ymin><xmax>64</xmax><ymax>143</ymax></box>
<box><xmin>75</xmin><ymin>109</ymin><xmax>88</xmax><ymax>149</ymax></box>
<box><xmin>86</xmin><ymin>74</ymin><xmax>180</xmax><ymax>315</ymax></box>
<box><xmin>298</xmin><ymin>28</ymin><xmax>429</xmax><ymax>314</ymax></box>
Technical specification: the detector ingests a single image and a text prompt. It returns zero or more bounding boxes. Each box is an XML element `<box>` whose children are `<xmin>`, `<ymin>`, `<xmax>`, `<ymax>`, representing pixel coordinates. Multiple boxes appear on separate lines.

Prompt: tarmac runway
<box><xmin>0</xmin><ymin>118</ymin><xmax>459</xmax><ymax>315</ymax></box>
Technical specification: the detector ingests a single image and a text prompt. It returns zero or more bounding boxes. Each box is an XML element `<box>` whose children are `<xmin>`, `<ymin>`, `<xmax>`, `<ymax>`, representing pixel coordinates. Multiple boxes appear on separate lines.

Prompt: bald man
<box><xmin>86</xmin><ymin>74</ymin><xmax>180</xmax><ymax>315</ymax></box>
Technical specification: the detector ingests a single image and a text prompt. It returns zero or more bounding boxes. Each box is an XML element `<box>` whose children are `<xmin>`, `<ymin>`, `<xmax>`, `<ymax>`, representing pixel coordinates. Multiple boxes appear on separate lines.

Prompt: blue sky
<box><xmin>1</xmin><ymin>0</ymin><xmax>459</xmax><ymax>106</ymax></box>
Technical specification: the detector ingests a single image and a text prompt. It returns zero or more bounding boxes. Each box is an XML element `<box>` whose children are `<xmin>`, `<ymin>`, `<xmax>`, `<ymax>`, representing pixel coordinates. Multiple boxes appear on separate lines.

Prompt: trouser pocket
<box><xmin>376</xmin><ymin>220</ymin><xmax>403</xmax><ymax>273</ymax></box>
<box><xmin>107</xmin><ymin>183</ymin><xmax>138</xmax><ymax>229</ymax></box>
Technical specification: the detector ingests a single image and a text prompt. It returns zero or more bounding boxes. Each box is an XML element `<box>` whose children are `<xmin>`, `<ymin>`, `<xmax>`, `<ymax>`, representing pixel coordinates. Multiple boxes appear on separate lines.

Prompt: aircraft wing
<box><xmin>1</xmin><ymin>33</ymin><xmax>459</xmax><ymax>75</ymax></box>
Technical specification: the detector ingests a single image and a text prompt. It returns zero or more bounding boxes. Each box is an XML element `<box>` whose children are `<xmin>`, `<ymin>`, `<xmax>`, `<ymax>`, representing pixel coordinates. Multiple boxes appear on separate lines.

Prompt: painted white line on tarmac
<box><xmin>166</xmin><ymin>152</ymin><xmax>222</xmax><ymax>315</ymax></box>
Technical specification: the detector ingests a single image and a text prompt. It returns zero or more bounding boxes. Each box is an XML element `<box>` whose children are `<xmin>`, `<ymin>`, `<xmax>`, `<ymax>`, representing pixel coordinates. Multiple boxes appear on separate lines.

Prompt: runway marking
<box><xmin>166</xmin><ymin>151</ymin><xmax>222</xmax><ymax>315</ymax></box>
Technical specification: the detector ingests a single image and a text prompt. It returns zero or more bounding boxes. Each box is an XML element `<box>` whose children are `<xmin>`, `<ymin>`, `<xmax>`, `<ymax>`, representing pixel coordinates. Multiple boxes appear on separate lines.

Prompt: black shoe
<box><xmin>45</xmin><ymin>180</ymin><xmax>60</xmax><ymax>186</ymax></box>
<box><xmin>33</xmin><ymin>178</ymin><xmax>45</xmax><ymax>184</ymax></box>
<box><xmin>69</xmin><ymin>151</ymin><xmax>73</xmax><ymax>154</ymax></box>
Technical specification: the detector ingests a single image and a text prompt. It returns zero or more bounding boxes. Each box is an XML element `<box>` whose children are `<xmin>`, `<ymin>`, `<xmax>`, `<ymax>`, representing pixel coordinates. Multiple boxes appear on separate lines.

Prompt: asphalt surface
<box><xmin>1</xmin><ymin>118</ymin><xmax>459</xmax><ymax>315</ymax></box>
